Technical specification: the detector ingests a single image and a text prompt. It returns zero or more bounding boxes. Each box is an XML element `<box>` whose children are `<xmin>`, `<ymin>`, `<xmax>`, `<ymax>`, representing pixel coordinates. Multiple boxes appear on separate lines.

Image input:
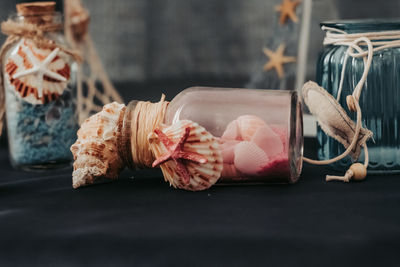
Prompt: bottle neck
<box><xmin>118</xmin><ymin>97</ymin><xmax>170</xmax><ymax>169</ymax></box>
<box><xmin>117</xmin><ymin>101</ymin><xmax>137</xmax><ymax>170</ymax></box>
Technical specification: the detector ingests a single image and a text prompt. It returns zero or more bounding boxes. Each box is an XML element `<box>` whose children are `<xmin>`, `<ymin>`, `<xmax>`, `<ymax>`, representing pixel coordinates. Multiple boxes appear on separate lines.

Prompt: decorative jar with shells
<box><xmin>1</xmin><ymin>2</ymin><xmax>79</xmax><ymax>169</ymax></box>
<box><xmin>71</xmin><ymin>87</ymin><xmax>303</xmax><ymax>191</ymax></box>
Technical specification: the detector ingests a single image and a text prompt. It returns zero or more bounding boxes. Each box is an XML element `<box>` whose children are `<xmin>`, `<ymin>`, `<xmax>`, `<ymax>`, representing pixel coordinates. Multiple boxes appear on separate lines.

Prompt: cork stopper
<box><xmin>16</xmin><ymin>2</ymin><xmax>56</xmax><ymax>15</ymax></box>
<box><xmin>16</xmin><ymin>2</ymin><xmax>57</xmax><ymax>25</ymax></box>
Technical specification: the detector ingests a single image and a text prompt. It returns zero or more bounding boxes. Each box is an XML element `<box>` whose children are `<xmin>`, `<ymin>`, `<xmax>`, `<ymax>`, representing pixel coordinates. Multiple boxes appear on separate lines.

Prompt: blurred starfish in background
<box><xmin>263</xmin><ymin>43</ymin><xmax>296</xmax><ymax>78</ymax></box>
<box><xmin>275</xmin><ymin>0</ymin><xmax>301</xmax><ymax>25</ymax></box>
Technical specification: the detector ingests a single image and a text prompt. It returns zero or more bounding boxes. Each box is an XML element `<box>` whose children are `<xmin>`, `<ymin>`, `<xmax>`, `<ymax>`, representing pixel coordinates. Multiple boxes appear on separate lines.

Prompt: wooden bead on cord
<box><xmin>349</xmin><ymin>163</ymin><xmax>367</xmax><ymax>181</ymax></box>
<box><xmin>325</xmin><ymin>163</ymin><xmax>367</xmax><ymax>182</ymax></box>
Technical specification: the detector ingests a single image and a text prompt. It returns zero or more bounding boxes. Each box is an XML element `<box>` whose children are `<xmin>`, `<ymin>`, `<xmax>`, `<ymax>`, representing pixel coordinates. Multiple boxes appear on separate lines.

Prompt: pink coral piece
<box><xmin>234</xmin><ymin>141</ymin><xmax>269</xmax><ymax>175</ymax></box>
<box><xmin>251</xmin><ymin>125</ymin><xmax>283</xmax><ymax>158</ymax></box>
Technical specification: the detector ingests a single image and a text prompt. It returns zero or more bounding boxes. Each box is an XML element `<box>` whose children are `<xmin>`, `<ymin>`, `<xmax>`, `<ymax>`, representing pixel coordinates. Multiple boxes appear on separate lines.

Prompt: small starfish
<box><xmin>275</xmin><ymin>0</ymin><xmax>301</xmax><ymax>25</ymax></box>
<box><xmin>13</xmin><ymin>46</ymin><xmax>67</xmax><ymax>99</ymax></box>
<box><xmin>152</xmin><ymin>127</ymin><xmax>207</xmax><ymax>185</ymax></box>
<box><xmin>263</xmin><ymin>43</ymin><xmax>296</xmax><ymax>78</ymax></box>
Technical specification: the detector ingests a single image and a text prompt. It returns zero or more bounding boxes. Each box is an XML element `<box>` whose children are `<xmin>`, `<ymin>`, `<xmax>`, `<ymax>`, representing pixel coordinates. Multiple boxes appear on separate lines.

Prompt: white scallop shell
<box><xmin>251</xmin><ymin>125</ymin><xmax>283</xmax><ymax>158</ymax></box>
<box><xmin>4</xmin><ymin>39</ymin><xmax>70</xmax><ymax>105</ymax></box>
<box><xmin>236</xmin><ymin>115</ymin><xmax>268</xmax><ymax>141</ymax></box>
<box><xmin>70</xmin><ymin>102</ymin><xmax>125</xmax><ymax>188</ymax></box>
<box><xmin>148</xmin><ymin>120</ymin><xmax>223</xmax><ymax>191</ymax></box>
<box><xmin>233</xmin><ymin>141</ymin><xmax>269</xmax><ymax>175</ymax></box>
<box><xmin>219</xmin><ymin>139</ymin><xmax>240</xmax><ymax>164</ymax></box>
<box><xmin>221</xmin><ymin>119</ymin><xmax>240</xmax><ymax>140</ymax></box>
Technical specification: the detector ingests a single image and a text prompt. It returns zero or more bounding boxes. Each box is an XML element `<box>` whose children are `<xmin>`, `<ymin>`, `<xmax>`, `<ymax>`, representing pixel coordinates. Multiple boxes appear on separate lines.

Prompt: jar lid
<box><xmin>16</xmin><ymin>1</ymin><xmax>56</xmax><ymax>16</ymax></box>
<box><xmin>321</xmin><ymin>19</ymin><xmax>400</xmax><ymax>33</ymax></box>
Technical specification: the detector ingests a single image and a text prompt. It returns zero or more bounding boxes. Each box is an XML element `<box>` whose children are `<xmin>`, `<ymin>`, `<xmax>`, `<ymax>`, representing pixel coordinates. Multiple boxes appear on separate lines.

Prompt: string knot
<box><xmin>346</xmin><ymin>95</ymin><xmax>357</xmax><ymax>112</ymax></box>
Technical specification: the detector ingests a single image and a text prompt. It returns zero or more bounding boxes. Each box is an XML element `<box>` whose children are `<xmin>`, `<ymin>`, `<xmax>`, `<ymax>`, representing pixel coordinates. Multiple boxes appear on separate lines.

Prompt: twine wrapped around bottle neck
<box><xmin>118</xmin><ymin>95</ymin><xmax>169</xmax><ymax>170</ymax></box>
<box><xmin>1</xmin><ymin>19</ymin><xmax>81</xmax><ymax>60</ymax></box>
<box><xmin>1</xmin><ymin>2</ymin><xmax>81</xmax><ymax>59</ymax></box>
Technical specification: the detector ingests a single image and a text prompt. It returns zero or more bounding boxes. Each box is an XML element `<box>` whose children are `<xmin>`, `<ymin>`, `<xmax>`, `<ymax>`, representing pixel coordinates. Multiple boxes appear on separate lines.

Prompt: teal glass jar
<box><xmin>316</xmin><ymin>20</ymin><xmax>400</xmax><ymax>173</ymax></box>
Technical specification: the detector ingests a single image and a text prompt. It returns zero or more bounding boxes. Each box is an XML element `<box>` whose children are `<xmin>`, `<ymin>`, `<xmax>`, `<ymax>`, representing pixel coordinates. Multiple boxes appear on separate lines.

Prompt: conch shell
<box><xmin>4</xmin><ymin>39</ymin><xmax>70</xmax><ymax>104</ymax></box>
<box><xmin>70</xmin><ymin>102</ymin><xmax>125</xmax><ymax>188</ymax></box>
<box><xmin>148</xmin><ymin>120</ymin><xmax>223</xmax><ymax>191</ymax></box>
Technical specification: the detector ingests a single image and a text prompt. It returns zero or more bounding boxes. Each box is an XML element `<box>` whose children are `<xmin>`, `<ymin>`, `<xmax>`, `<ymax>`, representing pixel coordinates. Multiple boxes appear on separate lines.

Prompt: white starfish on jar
<box><xmin>12</xmin><ymin>46</ymin><xmax>67</xmax><ymax>99</ymax></box>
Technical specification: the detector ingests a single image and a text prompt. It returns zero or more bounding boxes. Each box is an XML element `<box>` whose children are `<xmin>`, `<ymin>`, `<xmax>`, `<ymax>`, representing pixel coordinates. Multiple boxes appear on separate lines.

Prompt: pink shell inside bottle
<box><xmin>164</xmin><ymin>87</ymin><xmax>303</xmax><ymax>183</ymax></box>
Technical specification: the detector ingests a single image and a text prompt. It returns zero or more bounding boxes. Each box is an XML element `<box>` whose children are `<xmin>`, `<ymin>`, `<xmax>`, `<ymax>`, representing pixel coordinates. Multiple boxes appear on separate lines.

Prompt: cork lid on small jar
<box><xmin>16</xmin><ymin>2</ymin><xmax>57</xmax><ymax>25</ymax></box>
<box><xmin>16</xmin><ymin>2</ymin><xmax>56</xmax><ymax>15</ymax></box>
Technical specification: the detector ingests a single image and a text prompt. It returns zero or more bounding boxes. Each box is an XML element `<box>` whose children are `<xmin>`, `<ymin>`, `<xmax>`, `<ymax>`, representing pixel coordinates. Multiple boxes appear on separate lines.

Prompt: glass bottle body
<box><xmin>317</xmin><ymin>20</ymin><xmax>400</xmax><ymax>173</ymax></box>
<box><xmin>164</xmin><ymin>87</ymin><xmax>303</xmax><ymax>183</ymax></box>
<box><xmin>2</xmin><ymin>13</ymin><xmax>79</xmax><ymax>170</ymax></box>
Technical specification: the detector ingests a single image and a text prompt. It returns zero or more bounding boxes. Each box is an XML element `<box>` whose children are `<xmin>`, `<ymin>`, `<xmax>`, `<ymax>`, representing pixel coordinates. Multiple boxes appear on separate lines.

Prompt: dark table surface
<box><xmin>1</xmin><ymin>81</ymin><xmax>400</xmax><ymax>266</ymax></box>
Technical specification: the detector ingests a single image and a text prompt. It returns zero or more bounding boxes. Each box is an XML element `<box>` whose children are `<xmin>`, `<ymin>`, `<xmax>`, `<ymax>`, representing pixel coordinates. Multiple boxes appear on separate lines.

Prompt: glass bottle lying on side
<box><xmin>71</xmin><ymin>87</ymin><xmax>303</xmax><ymax>191</ymax></box>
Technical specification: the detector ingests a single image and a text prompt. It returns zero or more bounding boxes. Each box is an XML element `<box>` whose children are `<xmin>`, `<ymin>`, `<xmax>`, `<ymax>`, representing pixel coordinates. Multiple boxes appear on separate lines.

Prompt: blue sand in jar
<box><xmin>6</xmin><ymin>89</ymin><xmax>79</xmax><ymax>167</ymax></box>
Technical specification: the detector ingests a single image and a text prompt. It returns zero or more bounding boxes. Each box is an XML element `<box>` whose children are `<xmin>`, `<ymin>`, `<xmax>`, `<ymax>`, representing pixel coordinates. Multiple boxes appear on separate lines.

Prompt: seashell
<box><xmin>234</xmin><ymin>141</ymin><xmax>269</xmax><ymax>175</ymax></box>
<box><xmin>221</xmin><ymin>119</ymin><xmax>240</xmax><ymax>140</ymax></box>
<box><xmin>148</xmin><ymin>120</ymin><xmax>223</xmax><ymax>191</ymax></box>
<box><xmin>270</xmin><ymin>124</ymin><xmax>288</xmax><ymax>150</ymax></box>
<box><xmin>236</xmin><ymin>115</ymin><xmax>268</xmax><ymax>141</ymax></box>
<box><xmin>218</xmin><ymin>139</ymin><xmax>240</xmax><ymax>164</ymax></box>
<box><xmin>4</xmin><ymin>39</ymin><xmax>71</xmax><ymax>105</ymax></box>
<box><xmin>70</xmin><ymin>102</ymin><xmax>125</xmax><ymax>189</ymax></box>
<box><xmin>221</xmin><ymin>163</ymin><xmax>240</xmax><ymax>179</ymax></box>
<box><xmin>251</xmin><ymin>125</ymin><xmax>284</xmax><ymax>158</ymax></box>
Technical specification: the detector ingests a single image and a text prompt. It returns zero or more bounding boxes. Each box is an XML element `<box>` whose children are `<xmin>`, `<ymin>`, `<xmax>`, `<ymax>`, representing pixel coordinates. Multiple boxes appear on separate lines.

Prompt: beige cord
<box><xmin>1</xmin><ymin>20</ymin><xmax>81</xmax><ymax>60</ymax></box>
